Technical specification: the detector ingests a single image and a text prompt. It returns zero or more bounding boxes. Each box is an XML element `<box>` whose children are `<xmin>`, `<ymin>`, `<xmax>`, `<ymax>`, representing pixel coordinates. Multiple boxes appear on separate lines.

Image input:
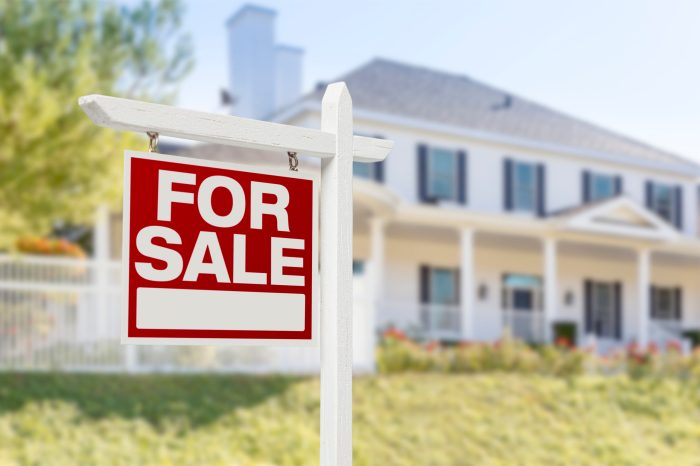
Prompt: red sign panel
<box><xmin>122</xmin><ymin>151</ymin><xmax>318</xmax><ymax>345</ymax></box>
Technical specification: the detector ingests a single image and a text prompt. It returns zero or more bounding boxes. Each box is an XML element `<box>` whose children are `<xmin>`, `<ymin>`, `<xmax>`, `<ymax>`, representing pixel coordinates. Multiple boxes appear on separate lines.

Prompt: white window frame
<box><xmin>589</xmin><ymin>172</ymin><xmax>615</xmax><ymax>201</ymax></box>
<box><xmin>650</xmin><ymin>182</ymin><xmax>677</xmax><ymax>225</ymax></box>
<box><xmin>512</xmin><ymin>161</ymin><xmax>537</xmax><ymax>212</ymax></box>
<box><xmin>427</xmin><ymin>147</ymin><xmax>459</xmax><ymax>201</ymax></box>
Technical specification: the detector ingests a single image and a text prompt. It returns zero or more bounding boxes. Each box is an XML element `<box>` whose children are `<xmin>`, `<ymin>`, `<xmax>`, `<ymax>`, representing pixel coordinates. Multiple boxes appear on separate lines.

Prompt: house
<box><xmin>6</xmin><ymin>4</ymin><xmax>699</xmax><ymax>373</ymax></box>
<box><xmin>212</xmin><ymin>5</ymin><xmax>700</xmax><ymax>352</ymax></box>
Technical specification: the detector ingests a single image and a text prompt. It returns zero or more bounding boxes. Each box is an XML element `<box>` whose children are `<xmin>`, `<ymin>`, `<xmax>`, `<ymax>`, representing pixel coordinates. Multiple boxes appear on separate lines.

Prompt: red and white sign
<box><xmin>122</xmin><ymin>151</ymin><xmax>318</xmax><ymax>345</ymax></box>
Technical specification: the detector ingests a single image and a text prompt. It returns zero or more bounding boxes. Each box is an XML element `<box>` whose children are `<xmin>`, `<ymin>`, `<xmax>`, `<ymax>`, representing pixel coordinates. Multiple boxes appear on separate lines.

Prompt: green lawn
<box><xmin>0</xmin><ymin>373</ymin><xmax>699</xmax><ymax>465</ymax></box>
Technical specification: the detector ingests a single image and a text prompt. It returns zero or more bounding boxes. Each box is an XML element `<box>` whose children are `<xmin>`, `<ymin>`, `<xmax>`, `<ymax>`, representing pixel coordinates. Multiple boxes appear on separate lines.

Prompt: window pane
<box><xmin>653</xmin><ymin>184</ymin><xmax>674</xmax><ymax>222</ymax></box>
<box><xmin>353</xmin><ymin>162</ymin><xmax>372</xmax><ymax>179</ymax></box>
<box><xmin>513</xmin><ymin>162</ymin><xmax>535</xmax><ymax>211</ymax></box>
<box><xmin>513</xmin><ymin>290</ymin><xmax>533</xmax><ymax>310</ymax></box>
<box><xmin>590</xmin><ymin>174</ymin><xmax>614</xmax><ymax>201</ymax></box>
<box><xmin>428</xmin><ymin>148</ymin><xmax>456</xmax><ymax>199</ymax></box>
<box><xmin>352</xmin><ymin>260</ymin><xmax>365</xmax><ymax>275</ymax></box>
<box><xmin>431</xmin><ymin>269</ymin><xmax>456</xmax><ymax>304</ymax></box>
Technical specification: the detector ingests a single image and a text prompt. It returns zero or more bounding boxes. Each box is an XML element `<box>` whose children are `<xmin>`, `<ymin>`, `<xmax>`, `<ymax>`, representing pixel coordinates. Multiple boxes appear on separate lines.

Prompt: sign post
<box><xmin>79</xmin><ymin>82</ymin><xmax>392</xmax><ymax>466</ymax></box>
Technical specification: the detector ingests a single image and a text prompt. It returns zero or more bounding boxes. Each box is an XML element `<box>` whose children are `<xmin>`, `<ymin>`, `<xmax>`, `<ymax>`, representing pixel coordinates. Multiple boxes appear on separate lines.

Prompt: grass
<box><xmin>0</xmin><ymin>373</ymin><xmax>700</xmax><ymax>465</ymax></box>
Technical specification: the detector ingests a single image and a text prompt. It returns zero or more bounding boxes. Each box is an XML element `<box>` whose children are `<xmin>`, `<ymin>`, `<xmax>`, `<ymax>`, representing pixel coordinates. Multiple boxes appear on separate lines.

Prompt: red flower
<box><xmin>555</xmin><ymin>336</ymin><xmax>571</xmax><ymax>348</ymax></box>
<box><xmin>383</xmin><ymin>327</ymin><xmax>408</xmax><ymax>342</ymax></box>
<box><xmin>665</xmin><ymin>340</ymin><xmax>682</xmax><ymax>353</ymax></box>
<box><xmin>424</xmin><ymin>341</ymin><xmax>440</xmax><ymax>352</ymax></box>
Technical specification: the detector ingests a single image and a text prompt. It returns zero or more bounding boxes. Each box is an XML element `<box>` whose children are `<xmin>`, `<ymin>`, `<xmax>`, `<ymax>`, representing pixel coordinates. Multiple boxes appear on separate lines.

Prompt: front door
<box><xmin>502</xmin><ymin>274</ymin><xmax>543</xmax><ymax>342</ymax></box>
<box><xmin>585</xmin><ymin>280</ymin><xmax>621</xmax><ymax>340</ymax></box>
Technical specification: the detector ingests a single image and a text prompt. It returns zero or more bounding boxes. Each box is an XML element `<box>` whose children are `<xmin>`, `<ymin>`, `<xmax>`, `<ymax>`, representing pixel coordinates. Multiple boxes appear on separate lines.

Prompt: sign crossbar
<box><xmin>79</xmin><ymin>94</ymin><xmax>392</xmax><ymax>161</ymax></box>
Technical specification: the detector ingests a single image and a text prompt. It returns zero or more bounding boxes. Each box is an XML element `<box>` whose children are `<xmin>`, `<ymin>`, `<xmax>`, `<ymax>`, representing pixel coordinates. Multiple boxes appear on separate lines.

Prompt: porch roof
<box><xmin>352</xmin><ymin>182</ymin><xmax>700</xmax><ymax>254</ymax></box>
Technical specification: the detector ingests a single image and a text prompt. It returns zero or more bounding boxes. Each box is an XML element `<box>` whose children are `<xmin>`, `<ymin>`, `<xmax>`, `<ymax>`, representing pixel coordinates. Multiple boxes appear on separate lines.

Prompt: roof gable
<box><xmin>556</xmin><ymin>196</ymin><xmax>679</xmax><ymax>241</ymax></box>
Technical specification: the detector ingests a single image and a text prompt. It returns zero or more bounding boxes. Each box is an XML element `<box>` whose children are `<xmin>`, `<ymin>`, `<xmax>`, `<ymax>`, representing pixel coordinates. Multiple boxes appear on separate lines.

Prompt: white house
<box><xmin>4</xmin><ymin>5</ymin><xmax>700</xmax><ymax>373</ymax></box>
<box><xmin>218</xmin><ymin>5</ymin><xmax>700</xmax><ymax>351</ymax></box>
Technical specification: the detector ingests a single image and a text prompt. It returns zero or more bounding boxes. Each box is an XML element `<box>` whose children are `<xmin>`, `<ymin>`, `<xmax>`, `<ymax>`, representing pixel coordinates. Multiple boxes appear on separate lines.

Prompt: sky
<box><xmin>151</xmin><ymin>0</ymin><xmax>700</xmax><ymax>162</ymax></box>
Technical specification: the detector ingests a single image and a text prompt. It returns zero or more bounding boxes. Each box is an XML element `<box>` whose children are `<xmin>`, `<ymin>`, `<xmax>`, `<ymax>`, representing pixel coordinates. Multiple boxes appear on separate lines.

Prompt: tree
<box><xmin>0</xmin><ymin>0</ymin><xmax>194</xmax><ymax>249</ymax></box>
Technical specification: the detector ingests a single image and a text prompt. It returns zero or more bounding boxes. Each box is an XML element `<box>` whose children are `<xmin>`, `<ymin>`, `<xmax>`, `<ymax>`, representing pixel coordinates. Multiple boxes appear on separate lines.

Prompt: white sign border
<box><xmin>121</xmin><ymin>150</ymin><xmax>320</xmax><ymax>347</ymax></box>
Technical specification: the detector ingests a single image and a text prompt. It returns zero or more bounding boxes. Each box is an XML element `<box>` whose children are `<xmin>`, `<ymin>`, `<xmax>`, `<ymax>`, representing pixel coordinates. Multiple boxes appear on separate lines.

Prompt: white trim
<box><xmin>274</xmin><ymin>101</ymin><xmax>700</xmax><ymax>178</ymax></box>
<box><xmin>561</xmin><ymin>196</ymin><xmax>679</xmax><ymax>242</ymax></box>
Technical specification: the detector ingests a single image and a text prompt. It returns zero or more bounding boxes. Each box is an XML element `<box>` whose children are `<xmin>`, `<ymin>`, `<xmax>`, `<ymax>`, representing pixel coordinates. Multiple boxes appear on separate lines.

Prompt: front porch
<box><xmin>354</xmin><ymin>183</ymin><xmax>700</xmax><ymax>350</ymax></box>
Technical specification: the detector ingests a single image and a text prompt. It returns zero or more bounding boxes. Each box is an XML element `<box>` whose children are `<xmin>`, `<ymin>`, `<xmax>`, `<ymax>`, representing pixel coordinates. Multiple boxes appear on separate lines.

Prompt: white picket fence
<box><xmin>0</xmin><ymin>254</ymin><xmax>375</xmax><ymax>373</ymax></box>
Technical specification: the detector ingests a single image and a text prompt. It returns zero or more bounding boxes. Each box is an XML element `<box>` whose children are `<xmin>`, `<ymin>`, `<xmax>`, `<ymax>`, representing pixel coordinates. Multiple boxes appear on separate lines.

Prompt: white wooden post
<box><xmin>368</xmin><ymin>217</ymin><xmax>386</xmax><ymax>372</ymax></box>
<box><xmin>543</xmin><ymin>237</ymin><xmax>558</xmax><ymax>343</ymax></box>
<box><xmin>320</xmin><ymin>83</ymin><xmax>354</xmax><ymax>466</ymax></box>
<box><xmin>637</xmin><ymin>248</ymin><xmax>650</xmax><ymax>347</ymax></box>
<box><xmin>460</xmin><ymin>228</ymin><xmax>475</xmax><ymax>340</ymax></box>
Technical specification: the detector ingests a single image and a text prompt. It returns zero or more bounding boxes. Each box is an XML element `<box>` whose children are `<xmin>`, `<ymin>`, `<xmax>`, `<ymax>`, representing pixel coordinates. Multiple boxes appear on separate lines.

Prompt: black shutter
<box><xmin>457</xmin><ymin>150</ymin><xmax>467</xmax><ymax>205</ymax></box>
<box><xmin>454</xmin><ymin>268</ymin><xmax>460</xmax><ymax>305</ymax></box>
<box><xmin>614</xmin><ymin>282</ymin><xmax>622</xmax><ymax>340</ymax></box>
<box><xmin>418</xmin><ymin>144</ymin><xmax>429</xmax><ymax>203</ymax></box>
<box><xmin>375</xmin><ymin>161</ymin><xmax>385</xmax><ymax>183</ymax></box>
<box><xmin>614</xmin><ymin>176</ymin><xmax>623</xmax><ymax>196</ymax></box>
<box><xmin>675</xmin><ymin>287</ymin><xmax>683</xmax><ymax>321</ymax></box>
<box><xmin>675</xmin><ymin>186</ymin><xmax>683</xmax><ymax>230</ymax></box>
<box><xmin>650</xmin><ymin>285</ymin><xmax>657</xmax><ymax>319</ymax></box>
<box><xmin>582</xmin><ymin>171</ymin><xmax>591</xmax><ymax>203</ymax></box>
<box><xmin>374</xmin><ymin>134</ymin><xmax>385</xmax><ymax>183</ymax></box>
<box><xmin>645</xmin><ymin>181</ymin><xmax>654</xmax><ymax>209</ymax></box>
<box><xmin>504</xmin><ymin>158</ymin><xmax>513</xmax><ymax>211</ymax></box>
<box><xmin>420</xmin><ymin>265</ymin><xmax>430</xmax><ymax>304</ymax></box>
<box><xmin>537</xmin><ymin>163</ymin><xmax>546</xmax><ymax>217</ymax></box>
<box><xmin>584</xmin><ymin>280</ymin><xmax>593</xmax><ymax>334</ymax></box>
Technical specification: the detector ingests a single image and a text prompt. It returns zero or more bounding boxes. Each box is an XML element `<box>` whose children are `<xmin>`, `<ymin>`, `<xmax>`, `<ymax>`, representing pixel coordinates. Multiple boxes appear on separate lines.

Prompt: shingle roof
<box><xmin>301</xmin><ymin>58</ymin><xmax>697</xmax><ymax>171</ymax></box>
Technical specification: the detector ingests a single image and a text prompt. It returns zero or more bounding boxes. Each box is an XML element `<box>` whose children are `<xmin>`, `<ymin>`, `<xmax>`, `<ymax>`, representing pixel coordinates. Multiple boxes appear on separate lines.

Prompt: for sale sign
<box><xmin>122</xmin><ymin>151</ymin><xmax>318</xmax><ymax>345</ymax></box>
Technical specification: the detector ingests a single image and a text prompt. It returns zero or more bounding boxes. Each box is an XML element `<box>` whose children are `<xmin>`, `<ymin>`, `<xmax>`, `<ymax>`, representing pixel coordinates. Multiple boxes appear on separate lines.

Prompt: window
<box><xmin>352</xmin><ymin>162</ymin><xmax>373</xmax><ymax>179</ymax></box>
<box><xmin>502</xmin><ymin>274</ymin><xmax>542</xmax><ymax>311</ymax></box>
<box><xmin>651</xmin><ymin>286</ymin><xmax>681</xmax><ymax>320</ymax></box>
<box><xmin>352</xmin><ymin>260</ymin><xmax>365</xmax><ymax>275</ymax></box>
<box><xmin>586</xmin><ymin>281</ymin><xmax>620</xmax><ymax>339</ymax></box>
<box><xmin>513</xmin><ymin>161</ymin><xmax>536</xmax><ymax>212</ymax></box>
<box><xmin>353</xmin><ymin>161</ymin><xmax>383</xmax><ymax>182</ymax></box>
<box><xmin>427</xmin><ymin>148</ymin><xmax>458</xmax><ymax>201</ymax></box>
<box><xmin>430</xmin><ymin>268</ymin><xmax>458</xmax><ymax>305</ymax></box>
<box><xmin>649</xmin><ymin>183</ymin><xmax>676</xmax><ymax>224</ymax></box>
<box><xmin>589</xmin><ymin>173</ymin><xmax>615</xmax><ymax>201</ymax></box>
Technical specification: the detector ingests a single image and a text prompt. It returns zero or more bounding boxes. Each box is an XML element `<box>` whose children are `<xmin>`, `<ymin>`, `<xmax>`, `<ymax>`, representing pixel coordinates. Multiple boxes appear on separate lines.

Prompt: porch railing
<box><xmin>503</xmin><ymin>309</ymin><xmax>545</xmax><ymax>343</ymax></box>
<box><xmin>378</xmin><ymin>301</ymin><xmax>461</xmax><ymax>341</ymax></box>
<box><xmin>649</xmin><ymin>318</ymin><xmax>683</xmax><ymax>347</ymax></box>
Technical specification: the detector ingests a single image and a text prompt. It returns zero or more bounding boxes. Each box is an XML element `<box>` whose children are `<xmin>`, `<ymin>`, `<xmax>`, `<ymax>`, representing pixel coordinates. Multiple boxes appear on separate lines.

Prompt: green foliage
<box><xmin>1</xmin><ymin>373</ymin><xmax>700</xmax><ymax>465</ymax></box>
<box><xmin>0</xmin><ymin>0</ymin><xmax>193</xmax><ymax>248</ymax></box>
<box><xmin>553</xmin><ymin>321</ymin><xmax>577</xmax><ymax>346</ymax></box>
<box><xmin>377</xmin><ymin>331</ymin><xmax>586</xmax><ymax>377</ymax></box>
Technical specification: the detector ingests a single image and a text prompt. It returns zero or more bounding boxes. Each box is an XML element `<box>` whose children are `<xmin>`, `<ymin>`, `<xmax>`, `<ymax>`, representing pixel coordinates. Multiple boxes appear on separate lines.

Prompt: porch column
<box><xmin>637</xmin><ymin>248</ymin><xmax>651</xmax><ymax>348</ymax></box>
<box><xmin>460</xmin><ymin>228</ymin><xmax>475</xmax><ymax>340</ymax></box>
<box><xmin>543</xmin><ymin>237</ymin><xmax>558</xmax><ymax>343</ymax></box>
<box><xmin>367</xmin><ymin>217</ymin><xmax>386</xmax><ymax>371</ymax></box>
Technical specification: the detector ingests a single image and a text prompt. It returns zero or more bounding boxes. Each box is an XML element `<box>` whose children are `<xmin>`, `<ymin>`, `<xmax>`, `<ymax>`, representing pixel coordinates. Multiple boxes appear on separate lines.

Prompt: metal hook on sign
<box><xmin>147</xmin><ymin>132</ymin><xmax>159</xmax><ymax>153</ymax></box>
<box><xmin>288</xmin><ymin>151</ymin><xmax>299</xmax><ymax>171</ymax></box>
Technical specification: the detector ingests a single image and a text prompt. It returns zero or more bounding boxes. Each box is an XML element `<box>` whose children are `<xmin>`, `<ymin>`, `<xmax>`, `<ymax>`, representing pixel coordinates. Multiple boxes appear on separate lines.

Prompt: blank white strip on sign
<box><xmin>136</xmin><ymin>288</ymin><xmax>306</xmax><ymax>331</ymax></box>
